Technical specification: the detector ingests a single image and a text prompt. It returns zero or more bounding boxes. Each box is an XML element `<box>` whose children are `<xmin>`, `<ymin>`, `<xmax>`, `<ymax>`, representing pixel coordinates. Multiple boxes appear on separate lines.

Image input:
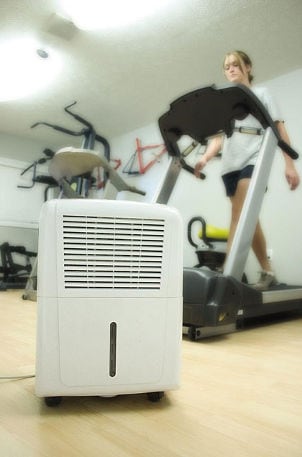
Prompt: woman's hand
<box><xmin>277</xmin><ymin>121</ymin><xmax>300</xmax><ymax>190</ymax></box>
<box><xmin>285</xmin><ymin>163</ymin><xmax>300</xmax><ymax>190</ymax></box>
<box><xmin>194</xmin><ymin>136</ymin><xmax>223</xmax><ymax>177</ymax></box>
<box><xmin>194</xmin><ymin>156</ymin><xmax>207</xmax><ymax>177</ymax></box>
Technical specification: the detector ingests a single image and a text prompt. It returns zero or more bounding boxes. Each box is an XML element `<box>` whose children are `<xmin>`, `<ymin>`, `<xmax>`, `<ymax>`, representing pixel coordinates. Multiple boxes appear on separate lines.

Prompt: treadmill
<box><xmin>155</xmin><ymin>83</ymin><xmax>302</xmax><ymax>340</ymax></box>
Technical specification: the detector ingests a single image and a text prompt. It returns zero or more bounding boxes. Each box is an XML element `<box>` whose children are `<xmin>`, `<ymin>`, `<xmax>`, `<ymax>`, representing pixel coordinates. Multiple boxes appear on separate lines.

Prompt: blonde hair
<box><xmin>223</xmin><ymin>50</ymin><xmax>254</xmax><ymax>83</ymax></box>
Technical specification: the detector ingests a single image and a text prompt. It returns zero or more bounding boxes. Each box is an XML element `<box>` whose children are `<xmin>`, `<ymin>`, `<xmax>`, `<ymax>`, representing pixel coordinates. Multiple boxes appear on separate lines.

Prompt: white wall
<box><xmin>1</xmin><ymin>68</ymin><xmax>301</xmax><ymax>284</ymax></box>
<box><xmin>0</xmin><ymin>134</ymin><xmax>52</xmax><ymax>253</ymax></box>
<box><xmin>257</xmin><ymin>69</ymin><xmax>302</xmax><ymax>284</ymax></box>
<box><xmin>110</xmin><ymin>68</ymin><xmax>302</xmax><ymax>284</ymax></box>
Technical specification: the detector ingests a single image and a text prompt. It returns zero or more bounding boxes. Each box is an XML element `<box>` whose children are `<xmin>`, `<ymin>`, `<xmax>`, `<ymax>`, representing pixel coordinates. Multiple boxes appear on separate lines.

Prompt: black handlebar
<box><xmin>64</xmin><ymin>102</ymin><xmax>94</xmax><ymax>130</ymax></box>
<box><xmin>180</xmin><ymin>158</ymin><xmax>206</xmax><ymax>180</ymax></box>
<box><xmin>31</xmin><ymin>121</ymin><xmax>87</xmax><ymax>137</ymax></box>
<box><xmin>31</xmin><ymin>102</ymin><xmax>110</xmax><ymax>161</ymax></box>
<box><xmin>187</xmin><ymin>216</ymin><xmax>206</xmax><ymax>248</ymax></box>
<box><xmin>18</xmin><ymin>149</ymin><xmax>56</xmax><ymax>189</ymax></box>
<box><xmin>278</xmin><ymin>140</ymin><xmax>299</xmax><ymax>160</ymax></box>
<box><xmin>159</xmin><ymin>84</ymin><xmax>299</xmax><ymax>177</ymax></box>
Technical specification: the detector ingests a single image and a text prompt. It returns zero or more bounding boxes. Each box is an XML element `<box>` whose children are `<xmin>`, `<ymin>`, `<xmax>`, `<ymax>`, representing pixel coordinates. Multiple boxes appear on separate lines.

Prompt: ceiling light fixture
<box><xmin>59</xmin><ymin>0</ymin><xmax>172</xmax><ymax>31</ymax></box>
<box><xmin>0</xmin><ymin>38</ymin><xmax>62</xmax><ymax>102</ymax></box>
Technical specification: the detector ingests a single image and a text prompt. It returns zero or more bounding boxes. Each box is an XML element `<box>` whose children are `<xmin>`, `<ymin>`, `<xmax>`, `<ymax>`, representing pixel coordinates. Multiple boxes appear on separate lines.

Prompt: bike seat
<box><xmin>49</xmin><ymin>147</ymin><xmax>146</xmax><ymax>196</ymax></box>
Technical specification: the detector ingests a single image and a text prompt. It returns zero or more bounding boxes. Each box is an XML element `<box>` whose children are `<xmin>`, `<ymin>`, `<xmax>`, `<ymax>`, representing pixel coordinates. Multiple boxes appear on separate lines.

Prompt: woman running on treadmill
<box><xmin>194</xmin><ymin>50</ymin><xmax>300</xmax><ymax>290</ymax></box>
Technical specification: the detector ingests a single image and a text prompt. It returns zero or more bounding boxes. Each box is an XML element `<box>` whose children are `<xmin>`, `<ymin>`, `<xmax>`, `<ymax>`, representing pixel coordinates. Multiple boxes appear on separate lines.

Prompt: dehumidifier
<box><xmin>35</xmin><ymin>199</ymin><xmax>183</xmax><ymax>406</ymax></box>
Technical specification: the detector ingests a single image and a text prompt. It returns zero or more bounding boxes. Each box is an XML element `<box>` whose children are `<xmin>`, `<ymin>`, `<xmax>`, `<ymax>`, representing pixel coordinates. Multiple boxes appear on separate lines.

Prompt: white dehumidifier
<box><xmin>35</xmin><ymin>199</ymin><xmax>183</xmax><ymax>406</ymax></box>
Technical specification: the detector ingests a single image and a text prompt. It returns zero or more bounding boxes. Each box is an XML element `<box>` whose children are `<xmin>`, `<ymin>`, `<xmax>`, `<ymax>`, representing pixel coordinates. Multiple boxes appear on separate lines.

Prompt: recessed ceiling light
<box><xmin>0</xmin><ymin>38</ymin><xmax>62</xmax><ymax>102</ymax></box>
<box><xmin>36</xmin><ymin>48</ymin><xmax>49</xmax><ymax>59</ymax></box>
<box><xmin>59</xmin><ymin>0</ymin><xmax>172</xmax><ymax>30</ymax></box>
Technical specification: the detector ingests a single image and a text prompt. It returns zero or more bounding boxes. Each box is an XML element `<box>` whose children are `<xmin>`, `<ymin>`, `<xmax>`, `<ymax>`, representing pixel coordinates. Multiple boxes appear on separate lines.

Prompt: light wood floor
<box><xmin>1</xmin><ymin>290</ymin><xmax>302</xmax><ymax>457</ymax></box>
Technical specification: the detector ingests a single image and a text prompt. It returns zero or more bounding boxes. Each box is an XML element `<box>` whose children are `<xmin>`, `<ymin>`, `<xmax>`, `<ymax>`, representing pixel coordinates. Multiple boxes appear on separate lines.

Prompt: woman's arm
<box><xmin>276</xmin><ymin>121</ymin><xmax>300</xmax><ymax>190</ymax></box>
<box><xmin>194</xmin><ymin>135</ymin><xmax>223</xmax><ymax>177</ymax></box>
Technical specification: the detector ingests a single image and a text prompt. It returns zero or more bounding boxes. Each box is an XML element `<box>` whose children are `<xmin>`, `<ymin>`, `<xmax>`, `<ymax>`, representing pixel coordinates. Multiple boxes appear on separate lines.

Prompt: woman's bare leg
<box><xmin>252</xmin><ymin>222</ymin><xmax>272</xmax><ymax>271</ymax></box>
<box><xmin>226</xmin><ymin>178</ymin><xmax>250</xmax><ymax>256</ymax></box>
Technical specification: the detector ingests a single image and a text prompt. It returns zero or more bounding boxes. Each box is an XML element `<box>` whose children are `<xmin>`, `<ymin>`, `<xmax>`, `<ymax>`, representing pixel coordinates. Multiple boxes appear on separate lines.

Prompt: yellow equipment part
<box><xmin>198</xmin><ymin>225</ymin><xmax>229</xmax><ymax>240</ymax></box>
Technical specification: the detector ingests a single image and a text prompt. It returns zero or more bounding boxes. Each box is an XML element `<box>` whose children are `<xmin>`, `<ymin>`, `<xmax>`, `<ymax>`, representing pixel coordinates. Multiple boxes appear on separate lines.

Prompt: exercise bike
<box><xmin>187</xmin><ymin>215</ymin><xmax>228</xmax><ymax>270</ymax></box>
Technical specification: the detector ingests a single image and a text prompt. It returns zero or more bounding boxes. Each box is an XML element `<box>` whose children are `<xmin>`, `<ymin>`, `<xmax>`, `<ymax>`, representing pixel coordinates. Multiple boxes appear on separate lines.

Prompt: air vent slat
<box><xmin>62</xmin><ymin>215</ymin><xmax>165</xmax><ymax>290</ymax></box>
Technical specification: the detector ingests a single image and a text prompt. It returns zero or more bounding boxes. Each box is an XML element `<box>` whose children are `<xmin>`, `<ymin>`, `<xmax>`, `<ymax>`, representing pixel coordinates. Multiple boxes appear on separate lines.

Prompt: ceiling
<box><xmin>0</xmin><ymin>0</ymin><xmax>302</xmax><ymax>160</ymax></box>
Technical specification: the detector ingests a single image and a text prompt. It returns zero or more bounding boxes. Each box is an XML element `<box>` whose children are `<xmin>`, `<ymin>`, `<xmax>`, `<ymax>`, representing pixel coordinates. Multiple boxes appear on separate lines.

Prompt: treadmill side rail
<box><xmin>223</xmin><ymin>128</ymin><xmax>278</xmax><ymax>281</ymax></box>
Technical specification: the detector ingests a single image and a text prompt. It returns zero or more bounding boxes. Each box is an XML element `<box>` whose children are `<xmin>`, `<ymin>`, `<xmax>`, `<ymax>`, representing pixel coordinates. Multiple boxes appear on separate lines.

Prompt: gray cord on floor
<box><xmin>0</xmin><ymin>374</ymin><xmax>35</xmax><ymax>380</ymax></box>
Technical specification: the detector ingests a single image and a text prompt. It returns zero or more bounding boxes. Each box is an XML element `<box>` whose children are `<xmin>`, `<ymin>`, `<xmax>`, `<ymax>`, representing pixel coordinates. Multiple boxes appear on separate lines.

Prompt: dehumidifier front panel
<box><xmin>37</xmin><ymin>199</ymin><xmax>182</xmax><ymax>397</ymax></box>
<box><xmin>49</xmin><ymin>199</ymin><xmax>183</xmax><ymax>299</ymax></box>
<box><xmin>58</xmin><ymin>297</ymin><xmax>167</xmax><ymax>387</ymax></box>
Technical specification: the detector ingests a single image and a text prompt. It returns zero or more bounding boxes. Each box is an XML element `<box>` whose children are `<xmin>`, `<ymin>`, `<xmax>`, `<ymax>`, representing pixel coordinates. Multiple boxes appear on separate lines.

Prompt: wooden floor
<box><xmin>1</xmin><ymin>290</ymin><xmax>302</xmax><ymax>457</ymax></box>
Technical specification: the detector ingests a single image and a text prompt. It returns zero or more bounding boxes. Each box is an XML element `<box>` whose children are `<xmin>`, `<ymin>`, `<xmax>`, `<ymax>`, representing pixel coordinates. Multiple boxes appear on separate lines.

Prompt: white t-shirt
<box><xmin>220</xmin><ymin>86</ymin><xmax>281</xmax><ymax>175</ymax></box>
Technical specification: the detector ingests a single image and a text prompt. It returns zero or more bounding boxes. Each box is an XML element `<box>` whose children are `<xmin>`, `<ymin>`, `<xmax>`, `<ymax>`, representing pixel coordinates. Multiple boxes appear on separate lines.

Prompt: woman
<box><xmin>194</xmin><ymin>50</ymin><xmax>300</xmax><ymax>290</ymax></box>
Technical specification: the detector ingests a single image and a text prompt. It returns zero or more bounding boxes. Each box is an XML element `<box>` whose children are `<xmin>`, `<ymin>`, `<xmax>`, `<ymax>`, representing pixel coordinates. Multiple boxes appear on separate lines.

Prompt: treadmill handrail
<box><xmin>159</xmin><ymin>83</ymin><xmax>298</xmax><ymax>164</ymax></box>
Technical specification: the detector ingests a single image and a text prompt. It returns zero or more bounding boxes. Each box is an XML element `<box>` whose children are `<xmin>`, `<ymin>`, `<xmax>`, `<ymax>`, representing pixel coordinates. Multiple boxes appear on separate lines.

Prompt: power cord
<box><xmin>0</xmin><ymin>374</ymin><xmax>35</xmax><ymax>380</ymax></box>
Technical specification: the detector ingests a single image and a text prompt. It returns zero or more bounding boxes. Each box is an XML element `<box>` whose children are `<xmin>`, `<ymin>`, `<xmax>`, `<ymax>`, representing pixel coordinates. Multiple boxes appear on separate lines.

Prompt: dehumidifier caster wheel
<box><xmin>44</xmin><ymin>396</ymin><xmax>62</xmax><ymax>407</ymax></box>
<box><xmin>147</xmin><ymin>391</ymin><xmax>164</xmax><ymax>403</ymax></box>
<box><xmin>188</xmin><ymin>326</ymin><xmax>201</xmax><ymax>341</ymax></box>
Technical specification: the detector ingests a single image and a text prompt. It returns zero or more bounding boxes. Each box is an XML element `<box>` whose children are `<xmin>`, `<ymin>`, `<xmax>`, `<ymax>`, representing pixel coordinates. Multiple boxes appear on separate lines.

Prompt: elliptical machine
<box><xmin>23</xmin><ymin>102</ymin><xmax>145</xmax><ymax>301</ymax></box>
<box><xmin>30</xmin><ymin>101</ymin><xmax>111</xmax><ymax>197</ymax></box>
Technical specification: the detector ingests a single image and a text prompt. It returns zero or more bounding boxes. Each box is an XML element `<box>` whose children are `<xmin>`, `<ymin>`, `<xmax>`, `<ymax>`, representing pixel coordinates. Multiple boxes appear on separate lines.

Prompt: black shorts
<box><xmin>222</xmin><ymin>165</ymin><xmax>254</xmax><ymax>197</ymax></box>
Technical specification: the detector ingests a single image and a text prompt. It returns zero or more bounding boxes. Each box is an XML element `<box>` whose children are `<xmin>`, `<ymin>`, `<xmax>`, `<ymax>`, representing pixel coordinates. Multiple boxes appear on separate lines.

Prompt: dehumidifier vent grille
<box><xmin>62</xmin><ymin>215</ymin><xmax>166</xmax><ymax>289</ymax></box>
